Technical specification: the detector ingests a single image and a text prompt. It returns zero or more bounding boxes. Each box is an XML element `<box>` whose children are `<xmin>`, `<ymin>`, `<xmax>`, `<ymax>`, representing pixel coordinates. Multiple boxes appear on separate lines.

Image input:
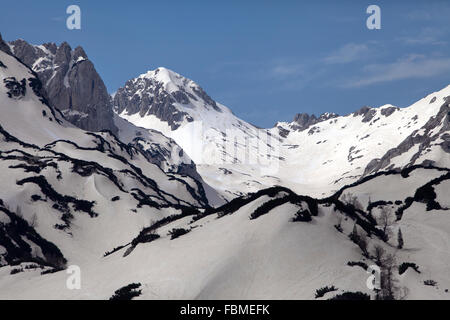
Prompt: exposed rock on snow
<box><xmin>8</xmin><ymin>39</ymin><xmax>118</xmax><ymax>134</ymax></box>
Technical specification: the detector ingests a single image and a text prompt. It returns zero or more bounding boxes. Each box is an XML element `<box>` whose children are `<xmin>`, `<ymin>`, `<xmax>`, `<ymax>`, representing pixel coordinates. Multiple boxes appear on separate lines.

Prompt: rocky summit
<box><xmin>8</xmin><ymin>38</ymin><xmax>118</xmax><ymax>134</ymax></box>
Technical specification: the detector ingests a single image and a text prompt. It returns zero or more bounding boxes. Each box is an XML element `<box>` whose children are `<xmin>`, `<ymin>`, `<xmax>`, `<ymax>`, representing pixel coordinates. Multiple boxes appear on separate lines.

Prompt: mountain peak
<box><xmin>291</xmin><ymin>112</ymin><xmax>339</xmax><ymax>131</ymax></box>
<box><xmin>114</xmin><ymin>67</ymin><xmax>225</xmax><ymax>130</ymax></box>
<box><xmin>138</xmin><ymin>67</ymin><xmax>197</xmax><ymax>94</ymax></box>
<box><xmin>8</xmin><ymin>38</ymin><xmax>118</xmax><ymax>134</ymax></box>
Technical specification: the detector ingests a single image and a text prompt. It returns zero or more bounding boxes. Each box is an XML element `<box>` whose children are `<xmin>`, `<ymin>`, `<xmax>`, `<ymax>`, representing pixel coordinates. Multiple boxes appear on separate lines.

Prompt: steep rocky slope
<box><xmin>8</xmin><ymin>38</ymin><xmax>118</xmax><ymax>134</ymax></box>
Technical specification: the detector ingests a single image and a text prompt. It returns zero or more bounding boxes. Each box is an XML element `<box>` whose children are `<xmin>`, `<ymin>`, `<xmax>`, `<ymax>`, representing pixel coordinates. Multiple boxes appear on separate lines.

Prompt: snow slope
<box><xmin>1</xmin><ymin>39</ymin><xmax>450</xmax><ymax>300</ymax></box>
<box><xmin>1</xmin><ymin>165</ymin><xmax>448</xmax><ymax>300</ymax></box>
<box><xmin>115</xmin><ymin>67</ymin><xmax>450</xmax><ymax>199</ymax></box>
<box><xmin>114</xmin><ymin>67</ymin><xmax>283</xmax><ymax>200</ymax></box>
<box><xmin>0</xmin><ymin>49</ymin><xmax>215</xmax><ymax>271</ymax></box>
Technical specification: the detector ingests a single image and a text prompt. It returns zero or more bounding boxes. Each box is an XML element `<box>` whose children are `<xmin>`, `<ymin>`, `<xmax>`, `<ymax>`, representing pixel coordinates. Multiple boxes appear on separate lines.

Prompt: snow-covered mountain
<box><xmin>271</xmin><ymin>86</ymin><xmax>450</xmax><ymax>195</ymax></box>
<box><xmin>0</xmin><ymin>43</ymin><xmax>219</xmax><ymax>273</ymax></box>
<box><xmin>5</xmin><ymin>37</ymin><xmax>222</xmax><ymax>206</ymax></box>
<box><xmin>1</xmin><ymin>33</ymin><xmax>449</xmax><ymax>300</ymax></box>
<box><xmin>114</xmin><ymin>67</ymin><xmax>278</xmax><ymax>165</ymax></box>
<box><xmin>114</xmin><ymin>66</ymin><xmax>450</xmax><ymax>199</ymax></box>
<box><xmin>114</xmin><ymin>67</ymin><xmax>285</xmax><ymax>200</ymax></box>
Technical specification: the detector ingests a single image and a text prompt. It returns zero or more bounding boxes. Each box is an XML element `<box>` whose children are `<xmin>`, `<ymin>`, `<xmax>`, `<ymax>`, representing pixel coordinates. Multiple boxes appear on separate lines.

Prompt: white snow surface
<box><xmin>1</xmin><ymin>51</ymin><xmax>450</xmax><ymax>300</ymax></box>
<box><xmin>116</xmin><ymin>67</ymin><xmax>450</xmax><ymax>200</ymax></box>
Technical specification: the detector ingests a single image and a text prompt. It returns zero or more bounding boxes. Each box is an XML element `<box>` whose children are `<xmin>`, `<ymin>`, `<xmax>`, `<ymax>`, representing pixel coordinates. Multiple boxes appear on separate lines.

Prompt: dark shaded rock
<box><xmin>364</xmin><ymin>100</ymin><xmax>450</xmax><ymax>175</ymax></box>
<box><xmin>399</xmin><ymin>262</ymin><xmax>420</xmax><ymax>275</ymax></box>
<box><xmin>293</xmin><ymin>113</ymin><xmax>317</xmax><ymax>129</ymax></box>
<box><xmin>114</xmin><ymin>76</ymin><xmax>190</xmax><ymax>130</ymax></box>
<box><xmin>291</xmin><ymin>112</ymin><xmax>338</xmax><ymax>131</ymax></box>
<box><xmin>109</xmin><ymin>283</ymin><xmax>142</xmax><ymax>300</ymax></box>
<box><xmin>0</xmin><ymin>201</ymin><xmax>67</xmax><ymax>269</ymax></box>
<box><xmin>354</xmin><ymin>106</ymin><xmax>371</xmax><ymax>117</ymax></box>
<box><xmin>113</xmin><ymin>68</ymin><xmax>222</xmax><ymax>130</ymax></box>
<box><xmin>277</xmin><ymin>126</ymin><xmax>290</xmax><ymax>138</ymax></box>
<box><xmin>354</xmin><ymin>106</ymin><xmax>377</xmax><ymax>122</ymax></box>
<box><xmin>380</xmin><ymin>106</ymin><xmax>398</xmax><ymax>117</ymax></box>
<box><xmin>3</xmin><ymin>77</ymin><xmax>26</xmax><ymax>98</ymax></box>
<box><xmin>168</xmin><ymin>227</ymin><xmax>190</xmax><ymax>240</ymax></box>
<box><xmin>9</xmin><ymin>39</ymin><xmax>118</xmax><ymax>134</ymax></box>
<box><xmin>192</xmin><ymin>86</ymin><xmax>221</xmax><ymax>112</ymax></box>
<box><xmin>0</xmin><ymin>33</ymin><xmax>13</xmax><ymax>55</ymax></box>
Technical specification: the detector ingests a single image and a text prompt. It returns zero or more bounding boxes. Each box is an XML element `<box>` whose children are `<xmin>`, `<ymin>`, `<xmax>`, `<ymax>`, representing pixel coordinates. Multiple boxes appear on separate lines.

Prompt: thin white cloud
<box><xmin>342</xmin><ymin>54</ymin><xmax>450</xmax><ymax>87</ymax></box>
<box><xmin>405</xmin><ymin>6</ymin><xmax>450</xmax><ymax>22</ymax></box>
<box><xmin>323</xmin><ymin>43</ymin><xmax>370</xmax><ymax>64</ymax></box>
<box><xmin>398</xmin><ymin>27</ymin><xmax>448</xmax><ymax>46</ymax></box>
<box><xmin>271</xmin><ymin>63</ymin><xmax>306</xmax><ymax>77</ymax></box>
<box><xmin>405</xmin><ymin>10</ymin><xmax>433</xmax><ymax>21</ymax></box>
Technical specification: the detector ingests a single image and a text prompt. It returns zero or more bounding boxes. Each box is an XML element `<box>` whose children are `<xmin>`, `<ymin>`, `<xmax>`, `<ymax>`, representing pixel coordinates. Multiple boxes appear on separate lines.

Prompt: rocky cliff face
<box><xmin>8</xmin><ymin>39</ymin><xmax>118</xmax><ymax>134</ymax></box>
<box><xmin>364</xmin><ymin>97</ymin><xmax>450</xmax><ymax>175</ymax></box>
<box><xmin>291</xmin><ymin>112</ymin><xmax>339</xmax><ymax>131</ymax></box>
<box><xmin>0</xmin><ymin>33</ymin><xmax>12</xmax><ymax>56</ymax></box>
<box><xmin>113</xmin><ymin>67</ymin><xmax>222</xmax><ymax>130</ymax></box>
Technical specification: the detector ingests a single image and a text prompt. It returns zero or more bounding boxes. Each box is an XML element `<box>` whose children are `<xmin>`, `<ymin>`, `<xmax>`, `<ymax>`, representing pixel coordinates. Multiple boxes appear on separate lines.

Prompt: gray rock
<box><xmin>380</xmin><ymin>106</ymin><xmax>398</xmax><ymax>117</ymax></box>
<box><xmin>113</xmin><ymin>68</ymin><xmax>219</xmax><ymax>130</ymax></box>
<box><xmin>8</xmin><ymin>39</ymin><xmax>118</xmax><ymax>134</ymax></box>
<box><xmin>277</xmin><ymin>126</ymin><xmax>290</xmax><ymax>138</ymax></box>
<box><xmin>363</xmin><ymin>100</ymin><xmax>450</xmax><ymax>175</ymax></box>
<box><xmin>291</xmin><ymin>112</ymin><xmax>338</xmax><ymax>131</ymax></box>
<box><xmin>353</xmin><ymin>106</ymin><xmax>376</xmax><ymax>123</ymax></box>
<box><xmin>0</xmin><ymin>33</ymin><xmax>12</xmax><ymax>55</ymax></box>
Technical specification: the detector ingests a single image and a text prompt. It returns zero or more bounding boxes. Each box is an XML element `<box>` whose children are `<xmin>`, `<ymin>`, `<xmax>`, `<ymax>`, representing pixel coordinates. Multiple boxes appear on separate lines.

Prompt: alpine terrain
<box><xmin>0</xmin><ymin>33</ymin><xmax>449</xmax><ymax>300</ymax></box>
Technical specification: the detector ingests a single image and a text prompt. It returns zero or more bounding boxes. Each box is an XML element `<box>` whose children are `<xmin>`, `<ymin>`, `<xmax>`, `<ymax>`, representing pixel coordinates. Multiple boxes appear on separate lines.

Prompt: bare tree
<box><xmin>397</xmin><ymin>228</ymin><xmax>404</xmax><ymax>249</ymax></box>
<box><xmin>371</xmin><ymin>245</ymin><xmax>400</xmax><ymax>300</ymax></box>
<box><xmin>342</xmin><ymin>193</ymin><xmax>363</xmax><ymax>211</ymax></box>
<box><xmin>380</xmin><ymin>253</ymin><xmax>399</xmax><ymax>300</ymax></box>
<box><xmin>358</xmin><ymin>232</ymin><xmax>369</xmax><ymax>257</ymax></box>
<box><xmin>350</xmin><ymin>223</ymin><xmax>359</xmax><ymax>242</ymax></box>
<box><xmin>350</xmin><ymin>224</ymin><xmax>369</xmax><ymax>257</ymax></box>
<box><xmin>378</xmin><ymin>206</ymin><xmax>394</xmax><ymax>240</ymax></box>
<box><xmin>372</xmin><ymin>244</ymin><xmax>385</xmax><ymax>267</ymax></box>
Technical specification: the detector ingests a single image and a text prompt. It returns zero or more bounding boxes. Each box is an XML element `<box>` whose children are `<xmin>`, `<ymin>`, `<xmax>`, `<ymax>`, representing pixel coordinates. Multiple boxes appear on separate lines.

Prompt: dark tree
<box><xmin>397</xmin><ymin>228</ymin><xmax>404</xmax><ymax>249</ymax></box>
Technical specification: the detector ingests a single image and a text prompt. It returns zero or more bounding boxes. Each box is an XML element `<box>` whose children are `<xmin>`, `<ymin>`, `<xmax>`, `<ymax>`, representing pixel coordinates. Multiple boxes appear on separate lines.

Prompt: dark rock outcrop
<box><xmin>364</xmin><ymin>100</ymin><xmax>450</xmax><ymax>175</ymax></box>
<box><xmin>0</xmin><ymin>33</ymin><xmax>12</xmax><ymax>55</ymax></box>
<box><xmin>113</xmin><ymin>68</ymin><xmax>220</xmax><ymax>130</ymax></box>
<box><xmin>3</xmin><ymin>77</ymin><xmax>26</xmax><ymax>98</ymax></box>
<box><xmin>291</xmin><ymin>112</ymin><xmax>338</xmax><ymax>132</ymax></box>
<box><xmin>354</xmin><ymin>106</ymin><xmax>376</xmax><ymax>123</ymax></box>
<box><xmin>8</xmin><ymin>39</ymin><xmax>118</xmax><ymax>134</ymax></box>
<box><xmin>380</xmin><ymin>106</ymin><xmax>398</xmax><ymax>117</ymax></box>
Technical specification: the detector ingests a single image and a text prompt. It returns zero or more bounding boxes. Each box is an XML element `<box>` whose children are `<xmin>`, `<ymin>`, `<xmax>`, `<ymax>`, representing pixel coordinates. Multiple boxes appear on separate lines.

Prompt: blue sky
<box><xmin>2</xmin><ymin>0</ymin><xmax>450</xmax><ymax>127</ymax></box>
